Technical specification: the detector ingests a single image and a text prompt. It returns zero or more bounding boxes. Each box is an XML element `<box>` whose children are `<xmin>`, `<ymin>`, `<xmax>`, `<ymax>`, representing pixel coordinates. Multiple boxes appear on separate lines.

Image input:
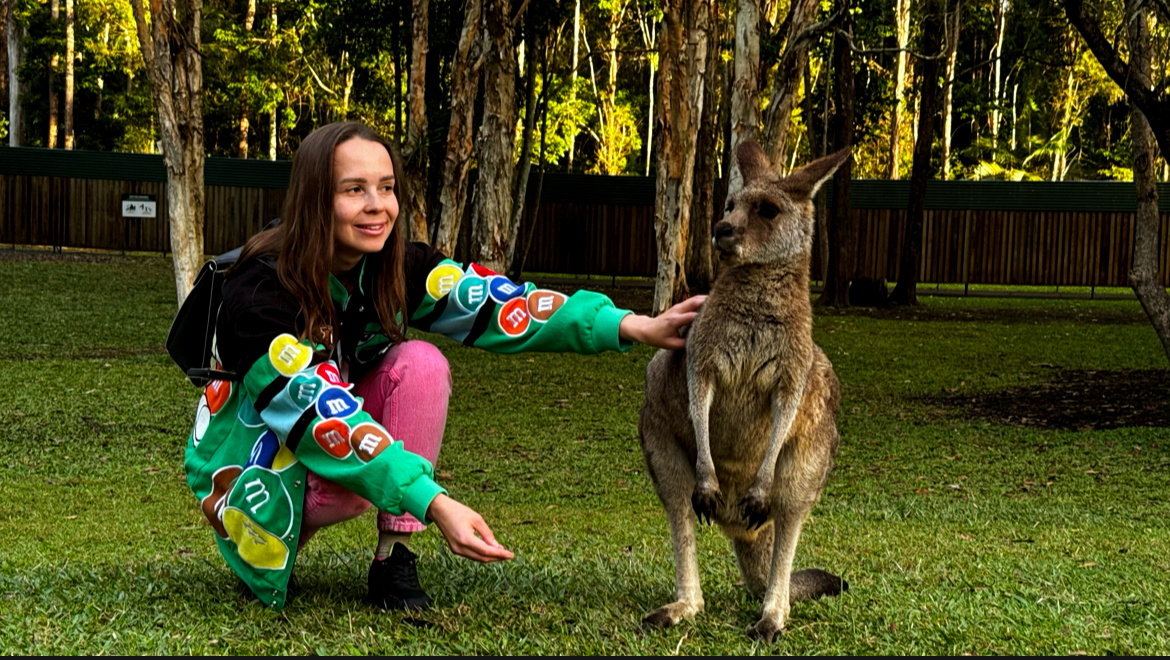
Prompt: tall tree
<box><xmin>1122</xmin><ymin>0</ymin><xmax>1170</xmax><ymax>360</ymax></box>
<box><xmin>686</xmin><ymin>0</ymin><xmax>719</xmax><ymax>293</ymax></box>
<box><xmin>432</xmin><ymin>0</ymin><xmax>484</xmax><ymax>256</ymax></box>
<box><xmin>63</xmin><ymin>0</ymin><xmax>72</xmax><ymax>149</ymax></box>
<box><xmin>939</xmin><ymin>0</ymin><xmax>960</xmax><ymax>179</ymax></box>
<box><xmin>889</xmin><ymin>0</ymin><xmax>944</xmax><ymax>306</ymax></box>
<box><xmin>131</xmin><ymin>0</ymin><xmax>205</xmax><ymax>304</ymax></box>
<box><xmin>887</xmin><ymin>0</ymin><xmax>910</xmax><ymax>178</ymax></box>
<box><xmin>818</xmin><ymin>8</ymin><xmax>854</xmax><ymax>307</ymax></box>
<box><xmin>402</xmin><ymin>0</ymin><xmax>430</xmax><ymax>244</ymax></box>
<box><xmin>6</xmin><ymin>0</ymin><xmax>26</xmax><ymax>145</ymax></box>
<box><xmin>469</xmin><ymin>0</ymin><xmax>522</xmax><ymax>272</ymax></box>
<box><xmin>48</xmin><ymin>0</ymin><xmax>58</xmax><ymax>148</ymax></box>
<box><xmin>652</xmin><ymin>0</ymin><xmax>711</xmax><ymax>315</ymax></box>
<box><xmin>725</xmin><ymin>0</ymin><xmax>759</xmax><ymax>193</ymax></box>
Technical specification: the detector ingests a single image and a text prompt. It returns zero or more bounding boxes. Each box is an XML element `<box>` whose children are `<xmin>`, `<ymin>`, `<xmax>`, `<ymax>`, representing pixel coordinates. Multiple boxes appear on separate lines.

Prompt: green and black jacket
<box><xmin>184</xmin><ymin>242</ymin><xmax>633</xmax><ymax>609</ymax></box>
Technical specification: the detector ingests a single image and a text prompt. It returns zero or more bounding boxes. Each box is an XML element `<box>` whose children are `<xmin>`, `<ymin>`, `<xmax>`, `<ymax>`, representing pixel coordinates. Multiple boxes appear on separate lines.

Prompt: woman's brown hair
<box><xmin>235</xmin><ymin>122</ymin><xmax>409</xmax><ymax>349</ymax></box>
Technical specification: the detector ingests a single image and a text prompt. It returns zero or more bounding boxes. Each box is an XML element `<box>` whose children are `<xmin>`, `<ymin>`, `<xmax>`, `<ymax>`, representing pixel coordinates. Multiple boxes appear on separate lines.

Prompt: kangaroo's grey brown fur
<box><xmin>639</xmin><ymin>141</ymin><xmax>850</xmax><ymax>642</ymax></box>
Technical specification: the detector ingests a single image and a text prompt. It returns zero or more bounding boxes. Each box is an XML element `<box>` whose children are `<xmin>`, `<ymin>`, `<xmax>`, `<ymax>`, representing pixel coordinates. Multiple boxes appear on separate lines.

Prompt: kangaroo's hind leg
<box><xmin>640</xmin><ymin>350</ymin><xmax>704</xmax><ymax>628</ymax></box>
<box><xmin>746</xmin><ymin>500</ymin><xmax>813</xmax><ymax>642</ymax></box>
<box><xmin>731</xmin><ymin>524</ymin><xmax>774</xmax><ymax>599</ymax></box>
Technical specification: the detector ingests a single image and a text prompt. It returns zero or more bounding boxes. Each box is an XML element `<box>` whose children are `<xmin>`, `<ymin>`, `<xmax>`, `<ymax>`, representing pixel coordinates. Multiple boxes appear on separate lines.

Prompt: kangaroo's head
<box><xmin>713</xmin><ymin>142</ymin><xmax>851</xmax><ymax>268</ymax></box>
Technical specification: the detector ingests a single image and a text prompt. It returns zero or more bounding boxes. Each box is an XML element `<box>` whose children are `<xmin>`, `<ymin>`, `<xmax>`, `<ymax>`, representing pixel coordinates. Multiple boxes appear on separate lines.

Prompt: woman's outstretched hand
<box><xmin>426</xmin><ymin>494</ymin><xmax>514</xmax><ymax>563</ymax></box>
<box><xmin>618</xmin><ymin>295</ymin><xmax>707</xmax><ymax>350</ymax></box>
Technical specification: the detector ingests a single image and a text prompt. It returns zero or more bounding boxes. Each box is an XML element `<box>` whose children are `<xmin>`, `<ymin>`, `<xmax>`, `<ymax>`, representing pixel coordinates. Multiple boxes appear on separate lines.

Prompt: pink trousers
<box><xmin>297</xmin><ymin>340</ymin><xmax>451</xmax><ymax>547</ymax></box>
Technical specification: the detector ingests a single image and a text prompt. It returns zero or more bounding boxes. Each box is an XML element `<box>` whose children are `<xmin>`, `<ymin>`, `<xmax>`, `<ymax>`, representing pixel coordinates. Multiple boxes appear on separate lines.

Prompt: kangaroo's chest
<box><xmin>689</xmin><ymin>301</ymin><xmax>794</xmax><ymax>393</ymax></box>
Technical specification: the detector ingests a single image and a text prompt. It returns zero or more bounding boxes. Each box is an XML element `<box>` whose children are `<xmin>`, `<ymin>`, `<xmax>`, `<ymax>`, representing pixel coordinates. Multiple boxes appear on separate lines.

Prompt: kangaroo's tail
<box><xmin>790</xmin><ymin>568</ymin><xmax>849</xmax><ymax>602</ymax></box>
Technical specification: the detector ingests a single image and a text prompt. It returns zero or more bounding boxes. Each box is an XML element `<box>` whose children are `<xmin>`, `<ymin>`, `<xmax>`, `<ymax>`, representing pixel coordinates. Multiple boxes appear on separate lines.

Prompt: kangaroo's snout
<box><xmin>713</xmin><ymin>221</ymin><xmax>739</xmax><ymax>255</ymax></box>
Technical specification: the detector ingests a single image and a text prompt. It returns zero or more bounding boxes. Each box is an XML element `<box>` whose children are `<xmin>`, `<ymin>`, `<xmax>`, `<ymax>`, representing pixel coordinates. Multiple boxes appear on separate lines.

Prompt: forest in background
<box><xmin>3</xmin><ymin>0</ymin><xmax>1168</xmax><ymax>182</ymax></box>
<box><xmin>2</xmin><ymin>0</ymin><xmax>1169</xmax><ymax>342</ymax></box>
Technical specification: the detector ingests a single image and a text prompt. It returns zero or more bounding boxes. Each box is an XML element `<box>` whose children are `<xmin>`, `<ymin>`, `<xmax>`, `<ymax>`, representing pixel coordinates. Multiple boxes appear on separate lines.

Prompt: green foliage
<box><xmin>1</xmin><ymin>255</ymin><xmax>1169</xmax><ymax>653</ymax></box>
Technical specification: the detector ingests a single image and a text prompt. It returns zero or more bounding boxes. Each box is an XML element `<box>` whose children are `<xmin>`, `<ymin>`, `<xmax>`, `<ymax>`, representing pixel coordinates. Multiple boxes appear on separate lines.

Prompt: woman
<box><xmin>184</xmin><ymin>121</ymin><xmax>702</xmax><ymax>611</ymax></box>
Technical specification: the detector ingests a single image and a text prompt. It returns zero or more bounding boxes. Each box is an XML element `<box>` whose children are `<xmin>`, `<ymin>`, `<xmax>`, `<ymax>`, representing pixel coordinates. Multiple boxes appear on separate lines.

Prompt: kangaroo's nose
<box><xmin>713</xmin><ymin>222</ymin><xmax>735</xmax><ymax>243</ymax></box>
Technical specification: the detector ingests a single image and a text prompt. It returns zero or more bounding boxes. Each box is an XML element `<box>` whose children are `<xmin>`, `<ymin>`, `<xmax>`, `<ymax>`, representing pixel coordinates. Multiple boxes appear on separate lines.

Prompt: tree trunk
<box><xmin>433</xmin><ymin>0</ymin><xmax>484</xmax><ymax>256</ymax></box>
<box><xmin>6</xmin><ymin>0</ymin><xmax>26</xmax><ymax>146</ymax></box>
<box><xmin>940</xmin><ymin>0</ymin><xmax>961</xmax><ymax>179</ymax></box>
<box><xmin>818</xmin><ymin>12</ymin><xmax>854</xmax><ymax>307</ymax></box>
<box><xmin>653</xmin><ymin>0</ymin><xmax>710</xmax><ymax>315</ymax></box>
<box><xmin>266</xmin><ymin>3</ymin><xmax>277</xmax><ymax>160</ymax></box>
<box><xmin>890</xmin><ymin>0</ymin><xmax>943</xmax><ymax>306</ymax></box>
<box><xmin>726</xmin><ymin>0</ymin><xmax>759</xmax><ymax>193</ymax></box>
<box><xmin>132</xmin><ymin>0</ymin><xmax>205</xmax><ymax>304</ymax></box>
<box><xmin>48</xmin><ymin>0</ymin><xmax>59</xmax><ymax>148</ymax></box>
<box><xmin>469</xmin><ymin>0</ymin><xmax>520</xmax><ymax>272</ymax></box>
<box><xmin>990</xmin><ymin>0</ymin><xmax>1006</xmax><ymax>160</ymax></box>
<box><xmin>1124</xmin><ymin>0</ymin><xmax>1170</xmax><ymax>362</ymax></box>
<box><xmin>888</xmin><ymin>0</ymin><xmax>910</xmax><ymax>178</ymax></box>
<box><xmin>760</xmin><ymin>0</ymin><xmax>826</xmax><ymax>175</ymax></box>
<box><xmin>506</xmin><ymin>27</ymin><xmax>540</xmax><ymax>272</ymax></box>
<box><xmin>63</xmin><ymin>0</ymin><xmax>73</xmax><ymax>149</ymax></box>
<box><xmin>687</xmin><ymin>0</ymin><xmax>719</xmax><ymax>293</ymax></box>
<box><xmin>403</xmin><ymin>0</ymin><xmax>430</xmax><ymax>244</ymax></box>
<box><xmin>568</xmin><ymin>0</ymin><xmax>580</xmax><ymax>169</ymax></box>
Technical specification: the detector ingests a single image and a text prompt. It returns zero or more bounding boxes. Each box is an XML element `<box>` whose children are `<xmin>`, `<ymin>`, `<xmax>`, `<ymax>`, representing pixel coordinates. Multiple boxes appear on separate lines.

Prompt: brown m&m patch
<box><xmin>349</xmin><ymin>423</ymin><xmax>392</xmax><ymax>463</ymax></box>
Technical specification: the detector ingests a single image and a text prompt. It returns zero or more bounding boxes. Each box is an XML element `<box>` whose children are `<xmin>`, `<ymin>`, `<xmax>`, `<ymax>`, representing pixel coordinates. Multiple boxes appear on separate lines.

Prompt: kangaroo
<box><xmin>639</xmin><ymin>141</ymin><xmax>850</xmax><ymax>642</ymax></box>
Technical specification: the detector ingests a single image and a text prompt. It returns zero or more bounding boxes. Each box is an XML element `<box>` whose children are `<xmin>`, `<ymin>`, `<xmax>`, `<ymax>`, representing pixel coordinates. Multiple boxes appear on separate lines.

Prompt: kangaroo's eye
<box><xmin>725</xmin><ymin>201</ymin><xmax>735</xmax><ymax>213</ymax></box>
<box><xmin>758</xmin><ymin>202</ymin><xmax>780</xmax><ymax>219</ymax></box>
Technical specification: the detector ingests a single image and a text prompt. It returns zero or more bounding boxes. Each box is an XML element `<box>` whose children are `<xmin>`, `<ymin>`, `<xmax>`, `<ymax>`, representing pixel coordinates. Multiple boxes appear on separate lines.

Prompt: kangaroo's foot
<box><xmin>737</xmin><ymin>491</ymin><xmax>771</xmax><ymax>530</ymax></box>
<box><xmin>746</xmin><ymin>613</ymin><xmax>785</xmax><ymax>643</ymax></box>
<box><xmin>642</xmin><ymin>599</ymin><xmax>704</xmax><ymax>629</ymax></box>
<box><xmin>690</xmin><ymin>482</ymin><xmax>724</xmax><ymax>525</ymax></box>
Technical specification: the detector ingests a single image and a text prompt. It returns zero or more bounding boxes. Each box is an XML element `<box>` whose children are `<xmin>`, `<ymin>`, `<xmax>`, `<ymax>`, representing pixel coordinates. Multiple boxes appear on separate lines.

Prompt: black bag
<box><xmin>165</xmin><ymin>246</ymin><xmax>245</xmax><ymax>387</ymax></box>
<box><xmin>166</xmin><ymin>219</ymin><xmax>280</xmax><ymax>387</ymax></box>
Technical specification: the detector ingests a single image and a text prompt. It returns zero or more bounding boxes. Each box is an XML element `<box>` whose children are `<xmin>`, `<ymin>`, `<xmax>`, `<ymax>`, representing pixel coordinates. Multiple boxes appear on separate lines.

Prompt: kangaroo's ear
<box><xmin>779</xmin><ymin>148</ymin><xmax>851</xmax><ymax>200</ymax></box>
<box><xmin>737</xmin><ymin>140</ymin><xmax>778</xmax><ymax>186</ymax></box>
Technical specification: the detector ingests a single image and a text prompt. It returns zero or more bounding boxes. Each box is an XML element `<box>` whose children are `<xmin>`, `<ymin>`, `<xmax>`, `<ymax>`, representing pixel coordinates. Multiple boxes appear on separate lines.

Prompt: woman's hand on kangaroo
<box><xmin>426</xmin><ymin>494</ymin><xmax>514</xmax><ymax>562</ymax></box>
<box><xmin>619</xmin><ymin>295</ymin><xmax>707</xmax><ymax>350</ymax></box>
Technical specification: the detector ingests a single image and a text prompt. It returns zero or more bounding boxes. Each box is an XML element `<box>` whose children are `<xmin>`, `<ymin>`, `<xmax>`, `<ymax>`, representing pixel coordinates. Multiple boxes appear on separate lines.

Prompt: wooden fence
<box><xmin>2</xmin><ymin>147</ymin><xmax>1169</xmax><ymax>287</ymax></box>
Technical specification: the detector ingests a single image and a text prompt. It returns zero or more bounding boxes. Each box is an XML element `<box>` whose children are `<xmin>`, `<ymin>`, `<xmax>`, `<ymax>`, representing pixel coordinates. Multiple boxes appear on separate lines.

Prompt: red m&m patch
<box><xmin>498</xmin><ymin>298</ymin><xmax>530</xmax><ymax>337</ymax></box>
<box><xmin>205</xmin><ymin>380</ymin><xmax>232</xmax><ymax>414</ymax></box>
<box><xmin>313</xmin><ymin>419</ymin><xmax>352</xmax><ymax>459</ymax></box>
<box><xmin>315</xmin><ymin>363</ymin><xmax>346</xmax><ymax>387</ymax></box>
<box><xmin>470</xmin><ymin>263</ymin><xmax>498</xmax><ymax>277</ymax></box>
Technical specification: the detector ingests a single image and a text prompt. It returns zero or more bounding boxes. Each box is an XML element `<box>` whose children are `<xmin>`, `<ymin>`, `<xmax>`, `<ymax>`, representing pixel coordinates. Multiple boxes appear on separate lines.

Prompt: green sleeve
<box><xmin>408</xmin><ymin>259</ymin><xmax>634</xmax><ymax>354</ymax></box>
<box><xmin>241</xmin><ymin>334</ymin><xmax>446</xmax><ymax>521</ymax></box>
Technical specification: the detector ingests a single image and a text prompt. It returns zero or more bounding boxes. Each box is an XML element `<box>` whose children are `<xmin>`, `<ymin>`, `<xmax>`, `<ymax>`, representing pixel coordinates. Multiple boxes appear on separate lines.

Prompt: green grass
<box><xmin>1</xmin><ymin>254</ymin><xmax>1168</xmax><ymax>654</ymax></box>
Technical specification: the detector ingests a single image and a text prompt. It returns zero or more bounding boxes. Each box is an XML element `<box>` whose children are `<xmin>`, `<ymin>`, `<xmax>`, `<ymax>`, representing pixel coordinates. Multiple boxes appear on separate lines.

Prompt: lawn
<box><xmin>0</xmin><ymin>251</ymin><xmax>1167</xmax><ymax>654</ymax></box>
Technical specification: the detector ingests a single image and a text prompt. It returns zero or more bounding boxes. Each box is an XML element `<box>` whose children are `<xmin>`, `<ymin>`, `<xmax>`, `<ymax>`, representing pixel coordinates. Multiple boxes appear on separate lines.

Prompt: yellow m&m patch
<box><xmin>268</xmin><ymin>334</ymin><xmax>311</xmax><ymax>376</ymax></box>
<box><xmin>223</xmin><ymin>507</ymin><xmax>290</xmax><ymax>571</ymax></box>
<box><xmin>426</xmin><ymin>264</ymin><xmax>464</xmax><ymax>300</ymax></box>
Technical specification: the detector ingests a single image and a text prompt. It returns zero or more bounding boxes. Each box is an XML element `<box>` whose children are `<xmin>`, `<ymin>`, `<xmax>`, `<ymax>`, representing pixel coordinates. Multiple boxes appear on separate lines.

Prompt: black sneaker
<box><xmin>367</xmin><ymin>543</ymin><xmax>433</xmax><ymax>611</ymax></box>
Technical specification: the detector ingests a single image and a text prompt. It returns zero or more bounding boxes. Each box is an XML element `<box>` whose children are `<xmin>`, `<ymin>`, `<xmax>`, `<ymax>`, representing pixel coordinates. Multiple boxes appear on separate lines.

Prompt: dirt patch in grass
<box><xmin>928</xmin><ymin>369</ymin><xmax>1170</xmax><ymax>430</ymax></box>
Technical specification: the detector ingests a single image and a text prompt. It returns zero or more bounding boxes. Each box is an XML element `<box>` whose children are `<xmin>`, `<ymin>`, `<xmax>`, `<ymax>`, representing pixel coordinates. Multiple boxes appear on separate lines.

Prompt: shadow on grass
<box><xmin>924</xmin><ymin>368</ymin><xmax>1170</xmax><ymax>430</ymax></box>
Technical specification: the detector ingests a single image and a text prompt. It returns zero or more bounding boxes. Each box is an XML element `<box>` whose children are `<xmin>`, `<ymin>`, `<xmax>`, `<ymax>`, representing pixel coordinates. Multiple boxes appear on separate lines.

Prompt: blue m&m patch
<box><xmin>316</xmin><ymin>387</ymin><xmax>360</xmax><ymax>419</ymax></box>
<box><xmin>246</xmin><ymin>430</ymin><xmax>280</xmax><ymax>469</ymax></box>
<box><xmin>487</xmin><ymin>276</ymin><xmax>526</xmax><ymax>304</ymax></box>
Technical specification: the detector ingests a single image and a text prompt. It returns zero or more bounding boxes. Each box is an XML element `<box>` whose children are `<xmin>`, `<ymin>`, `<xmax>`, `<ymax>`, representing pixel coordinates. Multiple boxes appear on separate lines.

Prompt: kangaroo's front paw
<box><xmin>690</xmin><ymin>484</ymin><xmax>724</xmax><ymax>525</ymax></box>
<box><xmin>746</xmin><ymin>616</ymin><xmax>784</xmax><ymax>643</ymax></box>
<box><xmin>738</xmin><ymin>492</ymin><xmax>771</xmax><ymax>530</ymax></box>
<box><xmin>642</xmin><ymin>599</ymin><xmax>703</xmax><ymax>629</ymax></box>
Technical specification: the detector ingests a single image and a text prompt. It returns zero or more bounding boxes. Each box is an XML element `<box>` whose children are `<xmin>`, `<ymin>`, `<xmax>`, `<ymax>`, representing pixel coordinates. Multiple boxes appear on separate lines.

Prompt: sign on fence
<box><xmin>121</xmin><ymin>194</ymin><xmax>158</xmax><ymax>218</ymax></box>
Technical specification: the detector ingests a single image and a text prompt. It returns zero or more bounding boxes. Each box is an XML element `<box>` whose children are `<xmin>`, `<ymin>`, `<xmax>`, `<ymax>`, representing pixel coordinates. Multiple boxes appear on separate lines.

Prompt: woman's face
<box><xmin>331</xmin><ymin>137</ymin><xmax>399</xmax><ymax>274</ymax></box>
